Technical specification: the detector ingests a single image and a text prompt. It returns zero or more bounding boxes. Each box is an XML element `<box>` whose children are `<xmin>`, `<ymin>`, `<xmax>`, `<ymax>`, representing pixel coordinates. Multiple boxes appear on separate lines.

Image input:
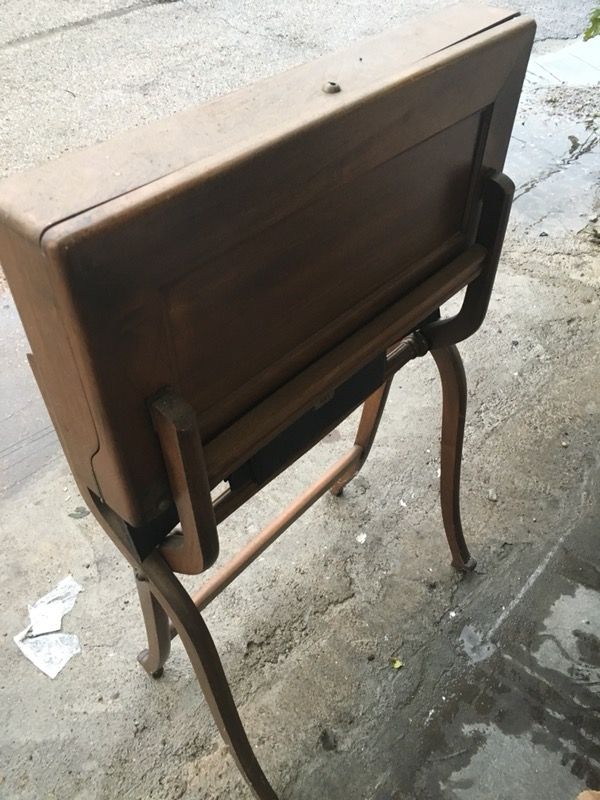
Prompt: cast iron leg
<box><xmin>88</xmin><ymin>493</ymin><xmax>277</xmax><ymax>796</ymax></box>
<box><xmin>330</xmin><ymin>378</ymin><xmax>394</xmax><ymax>496</ymax></box>
<box><xmin>135</xmin><ymin>570</ymin><xmax>171</xmax><ymax>678</ymax></box>
<box><xmin>431</xmin><ymin>345</ymin><xmax>476</xmax><ymax>571</ymax></box>
<box><xmin>140</xmin><ymin>549</ymin><xmax>279</xmax><ymax>800</ymax></box>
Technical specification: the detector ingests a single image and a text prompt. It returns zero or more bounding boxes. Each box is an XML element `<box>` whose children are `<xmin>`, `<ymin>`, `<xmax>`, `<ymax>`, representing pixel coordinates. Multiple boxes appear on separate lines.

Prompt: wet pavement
<box><xmin>414</xmin><ymin>517</ymin><xmax>600</xmax><ymax>799</ymax></box>
<box><xmin>509</xmin><ymin>37</ymin><xmax>600</xmax><ymax>238</ymax></box>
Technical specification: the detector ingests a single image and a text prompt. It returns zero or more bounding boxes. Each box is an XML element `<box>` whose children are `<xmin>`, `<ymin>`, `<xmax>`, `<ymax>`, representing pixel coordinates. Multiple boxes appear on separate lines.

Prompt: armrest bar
<box><xmin>422</xmin><ymin>172</ymin><xmax>514</xmax><ymax>348</ymax></box>
<box><xmin>151</xmin><ymin>392</ymin><xmax>220</xmax><ymax>574</ymax></box>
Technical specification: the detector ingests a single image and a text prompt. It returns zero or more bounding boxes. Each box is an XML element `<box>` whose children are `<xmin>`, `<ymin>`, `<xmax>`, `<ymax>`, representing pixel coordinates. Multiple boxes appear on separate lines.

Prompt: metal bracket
<box><xmin>422</xmin><ymin>171</ymin><xmax>514</xmax><ymax>348</ymax></box>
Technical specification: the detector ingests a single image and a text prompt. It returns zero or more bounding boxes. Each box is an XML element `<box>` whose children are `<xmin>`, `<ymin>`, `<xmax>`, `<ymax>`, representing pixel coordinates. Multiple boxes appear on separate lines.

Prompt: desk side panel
<box><xmin>0</xmin><ymin>227</ymin><xmax>100</xmax><ymax>496</ymax></box>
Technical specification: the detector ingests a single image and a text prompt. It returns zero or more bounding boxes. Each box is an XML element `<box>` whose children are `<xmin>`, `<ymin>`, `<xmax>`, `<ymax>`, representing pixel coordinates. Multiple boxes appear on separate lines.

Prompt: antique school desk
<box><xmin>0</xmin><ymin>4</ymin><xmax>534</xmax><ymax>796</ymax></box>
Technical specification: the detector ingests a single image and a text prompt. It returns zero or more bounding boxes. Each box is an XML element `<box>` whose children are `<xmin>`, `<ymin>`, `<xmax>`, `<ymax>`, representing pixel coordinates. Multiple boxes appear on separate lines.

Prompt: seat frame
<box><xmin>80</xmin><ymin>173</ymin><xmax>513</xmax><ymax>799</ymax></box>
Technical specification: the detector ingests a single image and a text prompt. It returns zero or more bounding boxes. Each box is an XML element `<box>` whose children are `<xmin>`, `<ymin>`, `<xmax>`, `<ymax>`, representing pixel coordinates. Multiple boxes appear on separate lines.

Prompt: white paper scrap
<box><xmin>28</xmin><ymin>575</ymin><xmax>83</xmax><ymax>636</ymax></box>
<box><xmin>14</xmin><ymin>627</ymin><xmax>82</xmax><ymax>679</ymax></box>
<box><xmin>14</xmin><ymin>575</ymin><xmax>83</xmax><ymax>678</ymax></box>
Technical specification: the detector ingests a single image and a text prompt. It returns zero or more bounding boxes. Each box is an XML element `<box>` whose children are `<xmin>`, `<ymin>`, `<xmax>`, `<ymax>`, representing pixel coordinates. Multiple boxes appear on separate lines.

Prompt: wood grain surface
<box><xmin>0</xmin><ymin>4</ymin><xmax>535</xmax><ymax>528</ymax></box>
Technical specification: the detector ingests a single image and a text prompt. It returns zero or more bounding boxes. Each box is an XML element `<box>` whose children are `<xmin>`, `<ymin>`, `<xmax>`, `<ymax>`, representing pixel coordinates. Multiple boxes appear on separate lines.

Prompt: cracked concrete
<box><xmin>0</xmin><ymin>2</ymin><xmax>599</xmax><ymax>799</ymax></box>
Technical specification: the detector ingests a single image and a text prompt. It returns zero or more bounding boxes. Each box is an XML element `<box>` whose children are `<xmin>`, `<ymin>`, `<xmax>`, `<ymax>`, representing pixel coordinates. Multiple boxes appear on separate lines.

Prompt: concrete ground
<box><xmin>0</xmin><ymin>1</ymin><xmax>599</xmax><ymax>799</ymax></box>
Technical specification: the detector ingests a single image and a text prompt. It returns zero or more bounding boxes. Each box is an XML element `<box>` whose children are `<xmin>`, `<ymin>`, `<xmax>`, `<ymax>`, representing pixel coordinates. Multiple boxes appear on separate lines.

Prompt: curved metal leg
<box><xmin>135</xmin><ymin>570</ymin><xmax>171</xmax><ymax>678</ymax></box>
<box><xmin>330</xmin><ymin>378</ymin><xmax>394</xmax><ymax>496</ymax></box>
<box><xmin>140</xmin><ymin>549</ymin><xmax>279</xmax><ymax>800</ymax></box>
<box><xmin>431</xmin><ymin>345</ymin><xmax>476</xmax><ymax>572</ymax></box>
<box><xmin>86</xmin><ymin>497</ymin><xmax>278</xmax><ymax>798</ymax></box>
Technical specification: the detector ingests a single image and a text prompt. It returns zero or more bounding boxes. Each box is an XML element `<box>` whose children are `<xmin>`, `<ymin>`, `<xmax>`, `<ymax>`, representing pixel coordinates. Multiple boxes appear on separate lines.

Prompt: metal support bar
<box><xmin>384</xmin><ymin>330</ymin><xmax>430</xmax><ymax>378</ymax></box>
<box><xmin>167</xmin><ymin>444</ymin><xmax>363</xmax><ymax>636</ymax></box>
<box><xmin>165</xmin><ymin>329</ymin><xmax>435</xmax><ymax>631</ymax></box>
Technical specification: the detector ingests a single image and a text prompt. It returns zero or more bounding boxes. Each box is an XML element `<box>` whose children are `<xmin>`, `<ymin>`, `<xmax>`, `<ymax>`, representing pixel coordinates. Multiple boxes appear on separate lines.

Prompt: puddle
<box><xmin>507</xmin><ymin>115</ymin><xmax>597</xmax><ymax>191</ymax></box>
<box><xmin>504</xmin><ymin>36</ymin><xmax>600</xmax><ymax>237</ymax></box>
<box><xmin>416</xmin><ymin>519</ymin><xmax>600</xmax><ymax>799</ymax></box>
<box><xmin>533</xmin><ymin>584</ymin><xmax>600</xmax><ymax>691</ymax></box>
<box><xmin>459</xmin><ymin>624</ymin><xmax>496</xmax><ymax>664</ymax></box>
<box><xmin>511</xmin><ymin>154</ymin><xmax>600</xmax><ymax>236</ymax></box>
<box><xmin>441</xmin><ymin>723</ymin><xmax>585</xmax><ymax>800</ymax></box>
<box><xmin>506</xmin><ymin>113</ymin><xmax>599</xmax><ymax>236</ymax></box>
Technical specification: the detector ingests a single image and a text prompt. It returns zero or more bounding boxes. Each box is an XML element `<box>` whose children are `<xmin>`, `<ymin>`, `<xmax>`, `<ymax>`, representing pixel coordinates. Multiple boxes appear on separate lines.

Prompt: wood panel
<box><xmin>0</xmin><ymin>226</ymin><xmax>100</xmax><ymax>496</ymax></box>
<box><xmin>0</xmin><ymin>5</ymin><xmax>536</xmax><ymax>528</ymax></box>
<box><xmin>172</xmin><ymin>112</ymin><xmax>481</xmax><ymax>435</ymax></box>
<box><xmin>0</xmin><ymin>3</ymin><xmax>518</xmax><ymax>242</ymax></box>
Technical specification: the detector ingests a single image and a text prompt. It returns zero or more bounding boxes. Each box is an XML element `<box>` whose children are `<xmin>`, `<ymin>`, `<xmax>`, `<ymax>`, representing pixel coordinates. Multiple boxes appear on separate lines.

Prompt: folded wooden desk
<box><xmin>0</xmin><ymin>4</ymin><xmax>534</xmax><ymax>796</ymax></box>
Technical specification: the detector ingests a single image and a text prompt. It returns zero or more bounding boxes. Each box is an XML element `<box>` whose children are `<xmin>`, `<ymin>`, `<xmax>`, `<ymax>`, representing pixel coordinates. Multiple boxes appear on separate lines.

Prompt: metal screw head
<box><xmin>322</xmin><ymin>80</ymin><xmax>341</xmax><ymax>94</ymax></box>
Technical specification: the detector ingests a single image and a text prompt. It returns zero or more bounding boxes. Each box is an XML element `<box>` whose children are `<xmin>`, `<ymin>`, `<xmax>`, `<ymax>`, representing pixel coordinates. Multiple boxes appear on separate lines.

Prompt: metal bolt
<box><xmin>322</xmin><ymin>80</ymin><xmax>341</xmax><ymax>94</ymax></box>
